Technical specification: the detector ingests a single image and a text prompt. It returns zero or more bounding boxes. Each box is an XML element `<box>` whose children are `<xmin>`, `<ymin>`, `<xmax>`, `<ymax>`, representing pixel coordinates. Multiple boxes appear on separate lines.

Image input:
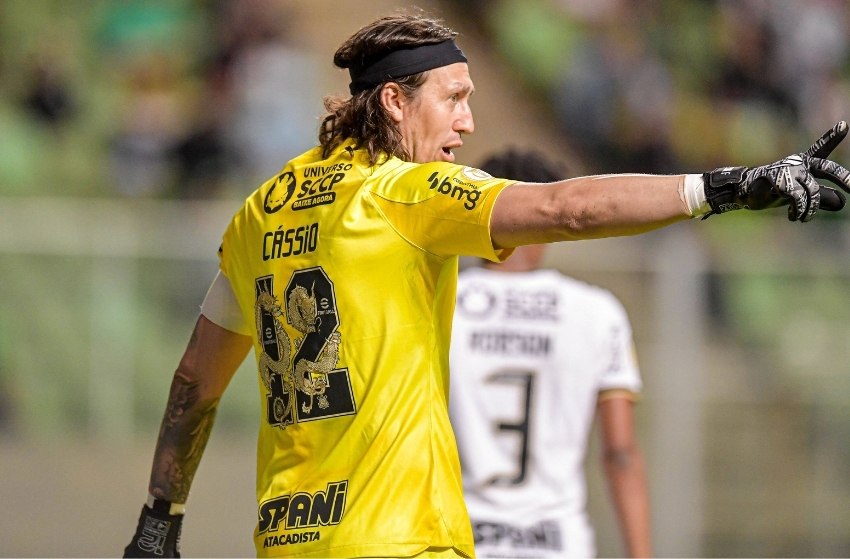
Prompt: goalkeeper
<box><xmin>124</xmin><ymin>10</ymin><xmax>850</xmax><ymax>559</ymax></box>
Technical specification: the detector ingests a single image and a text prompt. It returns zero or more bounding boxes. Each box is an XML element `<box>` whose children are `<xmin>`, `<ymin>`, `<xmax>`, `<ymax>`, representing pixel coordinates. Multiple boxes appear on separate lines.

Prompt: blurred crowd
<box><xmin>3</xmin><ymin>0</ymin><xmax>850</xmax><ymax>200</ymax></box>
<box><xmin>455</xmin><ymin>0</ymin><xmax>850</xmax><ymax>178</ymax></box>
<box><xmin>1</xmin><ymin>0</ymin><xmax>321</xmax><ymax>199</ymax></box>
<box><xmin>100</xmin><ymin>0</ymin><xmax>322</xmax><ymax>198</ymax></box>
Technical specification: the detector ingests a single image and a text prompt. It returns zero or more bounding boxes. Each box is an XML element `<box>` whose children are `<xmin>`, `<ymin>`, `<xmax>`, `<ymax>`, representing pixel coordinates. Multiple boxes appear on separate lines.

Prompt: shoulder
<box><xmin>367</xmin><ymin>160</ymin><xmax>517</xmax><ymax>203</ymax></box>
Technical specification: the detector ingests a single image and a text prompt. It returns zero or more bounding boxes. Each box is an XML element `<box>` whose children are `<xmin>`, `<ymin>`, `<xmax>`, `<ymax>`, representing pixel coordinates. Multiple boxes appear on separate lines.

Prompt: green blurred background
<box><xmin>1</xmin><ymin>0</ymin><xmax>849</xmax><ymax>557</ymax></box>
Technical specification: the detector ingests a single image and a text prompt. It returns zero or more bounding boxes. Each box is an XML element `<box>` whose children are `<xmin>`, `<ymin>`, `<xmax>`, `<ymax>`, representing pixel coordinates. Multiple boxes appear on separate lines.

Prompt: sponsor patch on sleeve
<box><xmin>462</xmin><ymin>166</ymin><xmax>493</xmax><ymax>181</ymax></box>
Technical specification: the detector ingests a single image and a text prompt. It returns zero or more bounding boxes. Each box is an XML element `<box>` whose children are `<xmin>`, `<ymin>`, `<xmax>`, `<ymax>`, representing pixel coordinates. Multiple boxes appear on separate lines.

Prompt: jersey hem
<box><xmin>255</xmin><ymin>542</ymin><xmax>474</xmax><ymax>558</ymax></box>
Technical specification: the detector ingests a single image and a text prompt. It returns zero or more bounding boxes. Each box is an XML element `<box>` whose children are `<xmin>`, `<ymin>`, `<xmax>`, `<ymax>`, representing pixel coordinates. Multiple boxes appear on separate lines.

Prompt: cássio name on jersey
<box><xmin>262</xmin><ymin>222</ymin><xmax>319</xmax><ymax>261</ymax></box>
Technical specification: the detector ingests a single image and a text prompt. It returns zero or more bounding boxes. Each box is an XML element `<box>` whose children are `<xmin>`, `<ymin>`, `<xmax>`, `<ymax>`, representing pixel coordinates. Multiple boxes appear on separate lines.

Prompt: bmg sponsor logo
<box><xmin>427</xmin><ymin>171</ymin><xmax>481</xmax><ymax>210</ymax></box>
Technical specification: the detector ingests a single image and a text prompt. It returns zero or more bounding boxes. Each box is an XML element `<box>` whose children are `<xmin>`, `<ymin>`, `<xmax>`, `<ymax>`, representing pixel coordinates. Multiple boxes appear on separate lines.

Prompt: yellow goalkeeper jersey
<box><xmin>219</xmin><ymin>140</ymin><xmax>516</xmax><ymax>558</ymax></box>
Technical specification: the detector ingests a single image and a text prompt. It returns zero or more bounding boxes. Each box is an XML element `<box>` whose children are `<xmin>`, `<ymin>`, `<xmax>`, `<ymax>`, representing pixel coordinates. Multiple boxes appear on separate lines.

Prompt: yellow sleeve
<box><xmin>366</xmin><ymin>161</ymin><xmax>516</xmax><ymax>261</ymax></box>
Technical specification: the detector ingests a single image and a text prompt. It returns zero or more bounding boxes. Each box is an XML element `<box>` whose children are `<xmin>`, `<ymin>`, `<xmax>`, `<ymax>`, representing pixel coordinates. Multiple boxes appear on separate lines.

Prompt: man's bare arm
<box><xmin>598</xmin><ymin>394</ymin><xmax>653</xmax><ymax>558</ymax></box>
<box><xmin>148</xmin><ymin>315</ymin><xmax>252</xmax><ymax>503</ymax></box>
<box><xmin>491</xmin><ymin>124</ymin><xmax>850</xmax><ymax>249</ymax></box>
<box><xmin>490</xmin><ymin>174</ymin><xmax>690</xmax><ymax>249</ymax></box>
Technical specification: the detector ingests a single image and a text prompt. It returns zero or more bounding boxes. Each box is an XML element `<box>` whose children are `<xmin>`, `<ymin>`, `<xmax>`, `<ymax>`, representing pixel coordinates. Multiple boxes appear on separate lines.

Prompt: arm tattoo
<box><xmin>150</xmin><ymin>370</ymin><xmax>220</xmax><ymax>503</ymax></box>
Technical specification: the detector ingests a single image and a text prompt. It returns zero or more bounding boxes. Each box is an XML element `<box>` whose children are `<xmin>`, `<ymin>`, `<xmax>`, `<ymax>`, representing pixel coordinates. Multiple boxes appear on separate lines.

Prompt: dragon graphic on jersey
<box><xmin>255</xmin><ymin>280</ymin><xmax>343</xmax><ymax>427</ymax></box>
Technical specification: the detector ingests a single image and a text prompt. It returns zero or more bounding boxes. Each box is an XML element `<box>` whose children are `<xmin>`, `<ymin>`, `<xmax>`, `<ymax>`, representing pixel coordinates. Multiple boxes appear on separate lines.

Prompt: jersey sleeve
<box><xmin>597</xmin><ymin>293</ymin><xmax>643</xmax><ymax>394</ymax></box>
<box><xmin>365</xmin><ymin>161</ymin><xmax>517</xmax><ymax>261</ymax></box>
<box><xmin>200</xmin><ymin>270</ymin><xmax>252</xmax><ymax>336</ymax></box>
<box><xmin>215</xmin><ymin>201</ymin><xmax>256</xmax><ymax>337</ymax></box>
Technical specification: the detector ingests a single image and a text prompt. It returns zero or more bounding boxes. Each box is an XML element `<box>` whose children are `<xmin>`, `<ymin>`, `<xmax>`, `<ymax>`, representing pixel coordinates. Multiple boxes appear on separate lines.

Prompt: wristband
<box><xmin>681</xmin><ymin>174</ymin><xmax>710</xmax><ymax>217</ymax></box>
<box><xmin>702</xmin><ymin>166</ymin><xmax>748</xmax><ymax>218</ymax></box>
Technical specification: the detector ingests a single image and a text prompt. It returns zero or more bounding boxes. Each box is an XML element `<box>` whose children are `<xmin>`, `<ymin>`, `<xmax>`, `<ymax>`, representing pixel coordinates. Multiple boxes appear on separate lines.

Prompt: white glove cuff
<box><xmin>682</xmin><ymin>174</ymin><xmax>711</xmax><ymax>217</ymax></box>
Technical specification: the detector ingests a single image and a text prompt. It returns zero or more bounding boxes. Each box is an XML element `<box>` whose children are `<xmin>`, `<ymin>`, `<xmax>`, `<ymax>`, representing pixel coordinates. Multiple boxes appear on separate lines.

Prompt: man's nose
<box><xmin>456</xmin><ymin>105</ymin><xmax>474</xmax><ymax>135</ymax></box>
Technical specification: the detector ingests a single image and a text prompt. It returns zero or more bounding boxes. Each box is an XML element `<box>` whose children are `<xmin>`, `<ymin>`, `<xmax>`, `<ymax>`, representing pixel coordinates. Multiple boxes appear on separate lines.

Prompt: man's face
<box><xmin>396</xmin><ymin>63</ymin><xmax>475</xmax><ymax>164</ymax></box>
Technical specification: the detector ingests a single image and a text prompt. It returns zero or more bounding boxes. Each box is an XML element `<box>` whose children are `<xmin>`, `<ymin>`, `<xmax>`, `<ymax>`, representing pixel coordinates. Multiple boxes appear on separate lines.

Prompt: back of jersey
<box><xmin>449</xmin><ymin>266</ymin><xmax>641</xmax><ymax>558</ymax></box>
<box><xmin>220</xmin><ymin>142</ymin><xmax>515</xmax><ymax>558</ymax></box>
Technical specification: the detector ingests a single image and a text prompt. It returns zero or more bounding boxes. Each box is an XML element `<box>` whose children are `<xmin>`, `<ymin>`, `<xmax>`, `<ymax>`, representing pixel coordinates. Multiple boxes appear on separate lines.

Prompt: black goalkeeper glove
<box><xmin>703</xmin><ymin>121</ymin><xmax>850</xmax><ymax>222</ymax></box>
<box><xmin>124</xmin><ymin>500</ymin><xmax>183</xmax><ymax>558</ymax></box>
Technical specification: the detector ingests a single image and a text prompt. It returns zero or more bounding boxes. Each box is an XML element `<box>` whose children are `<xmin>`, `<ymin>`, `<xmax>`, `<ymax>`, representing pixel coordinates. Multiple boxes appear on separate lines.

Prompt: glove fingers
<box><xmin>789</xmin><ymin>175</ymin><xmax>820</xmax><ymax>222</ymax></box>
<box><xmin>819</xmin><ymin>185</ymin><xmax>846</xmax><ymax>211</ymax></box>
<box><xmin>805</xmin><ymin>121</ymin><xmax>848</xmax><ymax>158</ymax></box>
<box><xmin>809</xmin><ymin>157</ymin><xmax>850</xmax><ymax>193</ymax></box>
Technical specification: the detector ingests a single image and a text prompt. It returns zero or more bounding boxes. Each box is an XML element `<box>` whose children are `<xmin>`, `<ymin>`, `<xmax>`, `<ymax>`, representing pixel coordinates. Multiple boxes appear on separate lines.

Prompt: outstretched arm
<box><xmin>490</xmin><ymin>173</ymin><xmax>689</xmax><ymax>248</ymax></box>
<box><xmin>148</xmin><ymin>315</ymin><xmax>252</xmax><ymax>502</ymax></box>
<box><xmin>490</xmin><ymin>121</ymin><xmax>850</xmax><ymax>249</ymax></box>
<box><xmin>598</xmin><ymin>393</ymin><xmax>652</xmax><ymax>558</ymax></box>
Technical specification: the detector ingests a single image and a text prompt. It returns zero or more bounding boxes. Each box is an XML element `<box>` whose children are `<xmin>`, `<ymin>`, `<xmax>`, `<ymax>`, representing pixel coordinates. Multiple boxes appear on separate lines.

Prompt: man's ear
<box><xmin>380</xmin><ymin>82</ymin><xmax>405</xmax><ymax>123</ymax></box>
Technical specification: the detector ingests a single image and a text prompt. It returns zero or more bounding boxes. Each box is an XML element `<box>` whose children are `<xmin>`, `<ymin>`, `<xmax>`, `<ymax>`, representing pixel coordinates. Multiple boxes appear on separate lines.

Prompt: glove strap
<box><xmin>702</xmin><ymin>166</ymin><xmax>748</xmax><ymax>219</ymax></box>
<box><xmin>124</xmin><ymin>499</ymin><xmax>184</xmax><ymax>558</ymax></box>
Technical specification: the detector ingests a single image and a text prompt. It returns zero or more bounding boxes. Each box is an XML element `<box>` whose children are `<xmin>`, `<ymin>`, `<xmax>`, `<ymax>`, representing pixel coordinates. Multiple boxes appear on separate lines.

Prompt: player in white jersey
<box><xmin>450</xmin><ymin>149</ymin><xmax>651</xmax><ymax>558</ymax></box>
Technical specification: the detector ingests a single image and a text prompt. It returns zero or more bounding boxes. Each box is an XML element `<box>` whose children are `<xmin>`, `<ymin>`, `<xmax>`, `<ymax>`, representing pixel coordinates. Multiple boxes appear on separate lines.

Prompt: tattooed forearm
<box><xmin>149</xmin><ymin>370</ymin><xmax>220</xmax><ymax>503</ymax></box>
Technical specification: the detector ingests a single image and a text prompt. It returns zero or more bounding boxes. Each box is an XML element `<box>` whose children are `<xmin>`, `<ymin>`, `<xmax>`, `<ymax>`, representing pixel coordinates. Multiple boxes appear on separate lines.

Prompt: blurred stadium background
<box><xmin>1</xmin><ymin>0</ymin><xmax>849</xmax><ymax>556</ymax></box>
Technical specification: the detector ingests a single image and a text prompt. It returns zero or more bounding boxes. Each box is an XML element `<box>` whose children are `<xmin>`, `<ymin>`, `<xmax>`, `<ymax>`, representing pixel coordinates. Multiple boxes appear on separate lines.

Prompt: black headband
<box><xmin>348</xmin><ymin>39</ymin><xmax>468</xmax><ymax>95</ymax></box>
